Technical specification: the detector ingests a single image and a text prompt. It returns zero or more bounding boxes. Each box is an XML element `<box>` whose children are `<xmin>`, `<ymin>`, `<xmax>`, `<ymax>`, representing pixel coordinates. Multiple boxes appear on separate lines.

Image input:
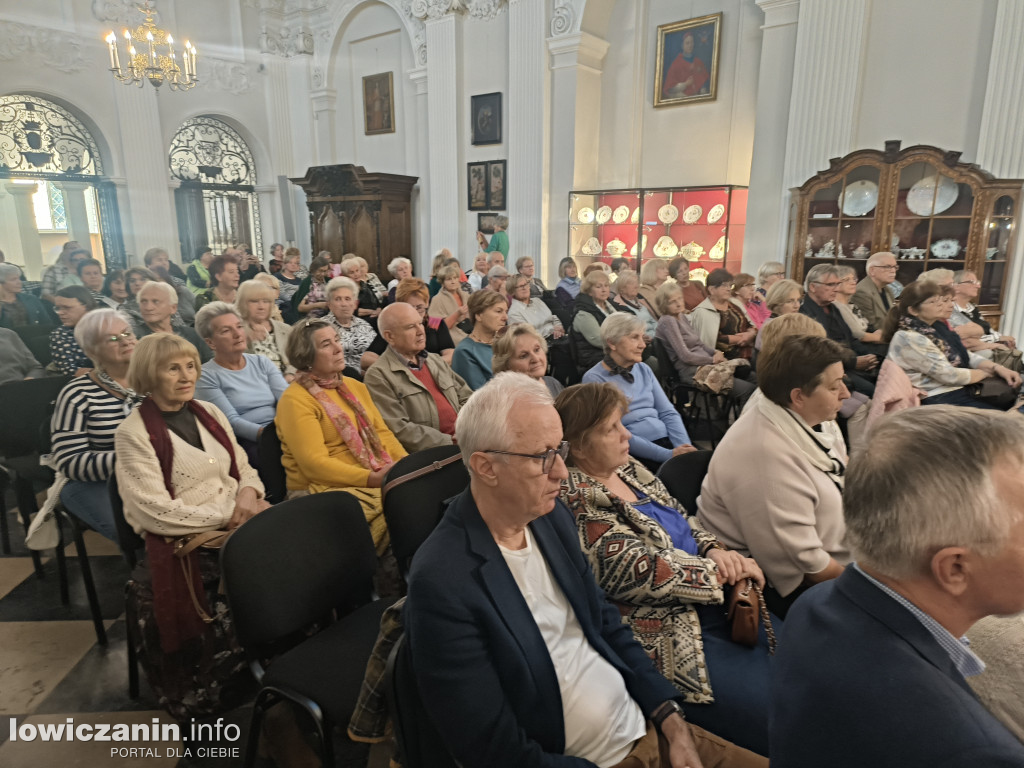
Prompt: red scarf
<box><xmin>139</xmin><ymin>397</ymin><xmax>241</xmax><ymax>653</ymax></box>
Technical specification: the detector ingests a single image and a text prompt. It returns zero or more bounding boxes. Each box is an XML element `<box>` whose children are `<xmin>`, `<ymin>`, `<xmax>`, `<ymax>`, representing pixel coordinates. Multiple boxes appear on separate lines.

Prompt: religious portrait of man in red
<box><xmin>655</xmin><ymin>13</ymin><xmax>721</xmax><ymax>107</ymax></box>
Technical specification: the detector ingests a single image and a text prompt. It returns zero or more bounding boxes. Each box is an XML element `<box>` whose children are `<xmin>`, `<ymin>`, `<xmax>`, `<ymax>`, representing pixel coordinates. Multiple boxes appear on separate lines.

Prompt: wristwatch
<box><xmin>651</xmin><ymin>699</ymin><xmax>684</xmax><ymax>733</ymax></box>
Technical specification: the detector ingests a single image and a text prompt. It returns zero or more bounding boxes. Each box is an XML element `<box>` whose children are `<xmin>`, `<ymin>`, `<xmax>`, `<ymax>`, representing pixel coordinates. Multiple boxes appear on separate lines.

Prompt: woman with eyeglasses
<box><xmin>731</xmin><ymin>272</ymin><xmax>770</xmax><ymax>330</ymax></box>
<box><xmin>49</xmin><ymin>309</ymin><xmax>141</xmax><ymax>542</ymax></box>
<box><xmin>50</xmin><ymin>286</ymin><xmax>97</xmax><ymax>376</ymax></box>
<box><xmin>832</xmin><ymin>265</ymin><xmax>885</xmax><ymax>346</ymax></box>
<box><xmin>883</xmin><ymin>280</ymin><xmax>1021</xmax><ymax>409</ymax></box>
<box><xmin>755</xmin><ymin>261</ymin><xmax>786</xmax><ymax>299</ymax></box>
<box><xmin>690</xmin><ymin>269</ymin><xmax>756</xmax><ymax>361</ymax></box>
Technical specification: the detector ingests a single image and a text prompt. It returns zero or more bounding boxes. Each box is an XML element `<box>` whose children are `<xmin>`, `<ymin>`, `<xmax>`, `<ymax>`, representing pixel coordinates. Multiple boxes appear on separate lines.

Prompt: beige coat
<box><xmin>363</xmin><ymin>345</ymin><xmax>473</xmax><ymax>452</ymax></box>
<box><xmin>851</xmin><ymin>275</ymin><xmax>894</xmax><ymax>330</ymax></box>
<box><xmin>428</xmin><ymin>289</ymin><xmax>468</xmax><ymax>345</ymax></box>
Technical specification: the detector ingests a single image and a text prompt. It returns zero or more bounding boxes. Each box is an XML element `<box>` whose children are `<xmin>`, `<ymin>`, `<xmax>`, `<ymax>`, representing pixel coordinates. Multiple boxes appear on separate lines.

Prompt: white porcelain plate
<box><xmin>581</xmin><ymin>237</ymin><xmax>602</xmax><ymax>255</ymax></box>
<box><xmin>606</xmin><ymin>238</ymin><xmax>627</xmax><ymax>256</ymax></box>
<box><xmin>930</xmin><ymin>238</ymin><xmax>962</xmax><ymax>259</ymax></box>
<box><xmin>706</xmin><ymin>204</ymin><xmax>726</xmax><ymax>224</ymax></box>
<box><xmin>577</xmin><ymin>207</ymin><xmax>595</xmax><ymax>224</ymax></box>
<box><xmin>709</xmin><ymin>235</ymin><xmax>728</xmax><ymax>261</ymax></box>
<box><xmin>595</xmin><ymin>205</ymin><xmax>613</xmax><ymax>224</ymax></box>
<box><xmin>840</xmin><ymin>180</ymin><xmax>879</xmax><ymax>217</ymax></box>
<box><xmin>906</xmin><ymin>175</ymin><xmax>959</xmax><ymax>217</ymax></box>
<box><xmin>653</xmin><ymin>235</ymin><xmax>679</xmax><ymax>259</ymax></box>
<box><xmin>689</xmin><ymin>267</ymin><xmax>710</xmax><ymax>284</ymax></box>
<box><xmin>630</xmin><ymin>235</ymin><xmax>649</xmax><ymax>256</ymax></box>
<box><xmin>658</xmin><ymin>204</ymin><xmax>679</xmax><ymax>225</ymax></box>
<box><xmin>631</xmin><ymin>207</ymin><xmax>640</xmax><ymax>224</ymax></box>
<box><xmin>682</xmin><ymin>204</ymin><xmax>703</xmax><ymax>225</ymax></box>
<box><xmin>679</xmin><ymin>240</ymin><xmax>706</xmax><ymax>262</ymax></box>
<box><xmin>612</xmin><ymin>205</ymin><xmax>631</xmax><ymax>224</ymax></box>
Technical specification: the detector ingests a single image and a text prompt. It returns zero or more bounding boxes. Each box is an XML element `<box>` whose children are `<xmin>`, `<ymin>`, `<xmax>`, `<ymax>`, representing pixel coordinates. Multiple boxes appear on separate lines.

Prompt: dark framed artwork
<box><xmin>363</xmin><ymin>72</ymin><xmax>395</xmax><ymax>134</ymax></box>
<box><xmin>487</xmin><ymin>160</ymin><xmax>506</xmax><ymax>210</ymax></box>
<box><xmin>471</xmin><ymin>92</ymin><xmax>502</xmax><ymax>145</ymax></box>
<box><xmin>654</xmin><ymin>13</ymin><xmax>722</xmax><ymax>107</ymax></box>
<box><xmin>468</xmin><ymin>161</ymin><xmax>488</xmax><ymax>210</ymax></box>
<box><xmin>478</xmin><ymin>212</ymin><xmax>499</xmax><ymax>235</ymax></box>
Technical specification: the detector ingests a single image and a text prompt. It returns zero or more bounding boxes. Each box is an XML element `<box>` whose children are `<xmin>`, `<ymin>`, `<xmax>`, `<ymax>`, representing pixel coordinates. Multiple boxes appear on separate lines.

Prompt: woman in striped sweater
<box><xmin>50</xmin><ymin>308</ymin><xmax>140</xmax><ymax>541</ymax></box>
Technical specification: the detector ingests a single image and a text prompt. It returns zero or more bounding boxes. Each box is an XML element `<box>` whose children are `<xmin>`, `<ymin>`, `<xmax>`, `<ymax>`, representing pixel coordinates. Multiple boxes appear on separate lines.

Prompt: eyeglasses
<box><xmin>104</xmin><ymin>329</ymin><xmax>136</xmax><ymax>343</ymax></box>
<box><xmin>483</xmin><ymin>440</ymin><xmax>570</xmax><ymax>474</ymax></box>
<box><xmin>871</xmin><ymin>264</ymin><xmax>898</xmax><ymax>271</ymax></box>
<box><xmin>813</xmin><ymin>281</ymin><xmax>842</xmax><ymax>289</ymax></box>
<box><xmin>957</xmin><ymin>279</ymin><xmax>980</xmax><ymax>286</ymax></box>
<box><xmin>767</xmin><ymin>271</ymin><xmax>785</xmax><ymax>278</ymax></box>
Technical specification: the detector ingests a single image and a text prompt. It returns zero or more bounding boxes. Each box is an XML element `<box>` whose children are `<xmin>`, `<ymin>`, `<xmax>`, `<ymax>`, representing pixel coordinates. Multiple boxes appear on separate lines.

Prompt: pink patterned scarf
<box><xmin>296</xmin><ymin>372</ymin><xmax>392</xmax><ymax>471</ymax></box>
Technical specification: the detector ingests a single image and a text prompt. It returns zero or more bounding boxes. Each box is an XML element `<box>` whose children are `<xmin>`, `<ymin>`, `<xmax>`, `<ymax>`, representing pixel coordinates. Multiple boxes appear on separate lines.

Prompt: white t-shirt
<box><xmin>499</xmin><ymin>527</ymin><xmax>647</xmax><ymax>767</ymax></box>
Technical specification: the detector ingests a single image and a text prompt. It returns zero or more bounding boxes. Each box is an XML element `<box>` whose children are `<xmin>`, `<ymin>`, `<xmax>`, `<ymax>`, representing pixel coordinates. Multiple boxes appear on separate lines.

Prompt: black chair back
<box><xmin>381</xmin><ymin>445</ymin><xmax>468</xmax><ymax>579</ymax></box>
<box><xmin>656</xmin><ymin>449</ymin><xmax>714</xmax><ymax>515</ymax></box>
<box><xmin>107</xmin><ymin>474</ymin><xmax>145</xmax><ymax>568</ymax></box>
<box><xmin>0</xmin><ymin>376</ymin><xmax>71</xmax><ymax>457</ymax></box>
<box><xmin>221</xmin><ymin>491</ymin><xmax>378</xmax><ymax>656</ymax></box>
<box><xmin>256</xmin><ymin>422</ymin><xmax>287</xmax><ymax>504</ymax></box>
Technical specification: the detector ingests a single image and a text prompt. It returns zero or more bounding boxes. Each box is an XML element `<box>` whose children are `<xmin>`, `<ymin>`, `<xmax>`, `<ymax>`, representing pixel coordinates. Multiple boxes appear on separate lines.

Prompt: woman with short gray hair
<box><xmin>195</xmin><ymin>302</ymin><xmax>288</xmax><ymax>466</ymax></box>
<box><xmin>386</xmin><ymin>257</ymin><xmax>413</xmax><ymax>301</ymax></box>
<box><xmin>133</xmin><ymin>281</ymin><xmax>211</xmax><ymax>362</ymax></box>
<box><xmin>581</xmin><ymin>313</ymin><xmax>695</xmax><ymax>471</ymax></box>
<box><xmin>756</xmin><ymin>261</ymin><xmax>786</xmax><ymax>295</ymax></box>
<box><xmin>325</xmin><ymin>276</ymin><xmax>379</xmax><ymax>371</ymax></box>
<box><xmin>0</xmin><ymin>262</ymin><xmax>51</xmax><ymax>328</ymax></box>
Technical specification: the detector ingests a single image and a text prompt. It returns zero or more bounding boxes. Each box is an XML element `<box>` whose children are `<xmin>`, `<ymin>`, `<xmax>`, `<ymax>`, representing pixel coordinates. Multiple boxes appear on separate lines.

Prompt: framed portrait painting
<box><xmin>363</xmin><ymin>72</ymin><xmax>395</xmax><ymax>134</ymax></box>
<box><xmin>487</xmin><ymin>160</ymin><xmax>506</xmax><ymax>210</ymax></box>
<box><xmin>468</xmin><ymin>162</ymin><xmax>488</xmax><ymax>210</ymax></box>
<box><xmin>471</xmin><ymin>92</ymin><xmax>502</xmax><ymax>145</ymax></box>
<box><xmin>478</xmin><ymin>212</ymin><xmax>499</xmax><ymax>235</ymax></box>
<box><xmin>654</xmin><ymin>13</ymin><xmax>722</xmax><ymax>107</ymax></box>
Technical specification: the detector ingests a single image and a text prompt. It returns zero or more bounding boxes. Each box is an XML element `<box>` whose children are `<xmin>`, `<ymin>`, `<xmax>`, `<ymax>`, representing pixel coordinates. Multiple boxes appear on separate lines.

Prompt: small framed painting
<box><xmin>468</xmin><ymin>162</ymin><xmax>488</xmax><ymax>210</ymax></box>
<box><xmin>363</xmin><ymin>72</ymin><xmax>395</xmax><ymax>134</ymax></box>
<box><xmin>487</xmin><ymin>160</ymin><xmax>506</xmax><ymax>210</ymax></box>
<box><xmin>471</xmin><ymin>92</ymin><xmax>502</xmax><ymax>145</ymax></box>
<box><xmin>654</xmin><ymin>13</ymin><xmax>722</xmax><ymax>107</ymax></box>
<box><xmin>478</xmin><ymin>212</ymin><xmax>499</xmax><ymax>235</ymax></box>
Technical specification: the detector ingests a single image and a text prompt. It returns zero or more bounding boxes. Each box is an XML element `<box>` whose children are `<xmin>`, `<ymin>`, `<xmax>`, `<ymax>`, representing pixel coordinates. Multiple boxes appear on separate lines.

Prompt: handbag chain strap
<box><xmin>752</xmin><ymin>581</ymin><xmax>777</xmax><ymax>654</ymax></box>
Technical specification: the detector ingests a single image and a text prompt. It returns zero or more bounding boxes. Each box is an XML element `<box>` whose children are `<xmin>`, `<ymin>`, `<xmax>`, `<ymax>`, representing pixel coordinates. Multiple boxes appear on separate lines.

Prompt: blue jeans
<box><xmin>60</xmin><ymin>480</ymin><xmax>117</xmax><ymax>543</ymax></box>
<box><xmin>921</xmin><ymin>387</ymin><xmax>1005</xmax><ymax>410</ymax></box>
<box><xmin>680</xmin><ymin>602</ymin><xmax>777</xmax><ymax>757</ymax></box>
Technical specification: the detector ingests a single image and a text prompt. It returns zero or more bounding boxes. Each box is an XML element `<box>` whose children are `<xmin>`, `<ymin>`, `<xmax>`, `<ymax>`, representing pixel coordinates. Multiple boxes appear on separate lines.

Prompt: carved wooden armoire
<box><xmin>292</xmin><ymin>165</ymin><xmax>418</xmax><ymax>280</ymax></box>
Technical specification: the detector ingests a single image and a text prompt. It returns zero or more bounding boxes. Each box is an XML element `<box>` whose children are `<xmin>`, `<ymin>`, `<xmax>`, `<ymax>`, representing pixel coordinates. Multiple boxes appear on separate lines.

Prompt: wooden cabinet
<box><xmin>291</xmin><ymin>165</ymin><xmax>418</xmax><ymax>280</ymax></box>
<box><xmin>788</xmin><ymin>141</ymin><xmax>1022</xmax><ymax>323</ymax></box>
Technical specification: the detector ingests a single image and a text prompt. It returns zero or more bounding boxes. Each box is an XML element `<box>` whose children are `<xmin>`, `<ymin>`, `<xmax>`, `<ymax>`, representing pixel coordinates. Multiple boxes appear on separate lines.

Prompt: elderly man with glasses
<box><xmin>947</xmin><ymin>269</ymin><xmax>1022</xmax><ymax>371</ymax></box>
<box><xmin>851</xmin><ymin>251</ymin><xmax>898</xmax><ymax>329</ymax></box>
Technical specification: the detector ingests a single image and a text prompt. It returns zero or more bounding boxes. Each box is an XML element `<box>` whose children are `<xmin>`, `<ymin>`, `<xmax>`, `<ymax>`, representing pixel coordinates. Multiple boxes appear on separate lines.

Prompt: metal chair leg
<box><xmin>0</xmin><ymin>473</ymin><xmax>10</xmax><ymax>555</ymax></box>
<box><xmin>55</xmin><ymin>513</ymin><xmax>69</xmax><ymax>604</ymax></box>
<box><xmin>71</xmin><ymin>519</ymin><xmax>107</xmax><ymax>645</ymax></box>
<box><xmin>13</xmin><ymin>477</ymin><xmax>44</xmax><ymax>577</ymax></box>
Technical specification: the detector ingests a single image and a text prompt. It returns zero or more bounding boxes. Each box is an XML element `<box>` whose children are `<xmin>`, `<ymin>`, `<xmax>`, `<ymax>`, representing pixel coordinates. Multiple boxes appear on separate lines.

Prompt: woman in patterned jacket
<box><xmin>555</xmin><ymin>382</ymin><xmax>774</xmax><ymax>758</ymax></box>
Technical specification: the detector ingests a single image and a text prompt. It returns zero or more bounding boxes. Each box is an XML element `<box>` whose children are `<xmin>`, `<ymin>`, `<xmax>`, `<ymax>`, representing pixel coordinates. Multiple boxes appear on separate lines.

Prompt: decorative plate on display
<box><xmin>612</xmin><ymin>205</ymin><xmax>631</xmax><ymax>224</ymax></box>
<box><xmin>653</xmin><ymin>236</ymin><xmax>679</xmax><ymax>259</ymax></box>
<box><xmin>679</xmin><ymin>241</ymin><xmax>705</xmax><ymax>262</ymax></box>
<box><xmin>606</xmin><ymin>238</ymin><xmax>627</xmax><ymax>256</ymax></box>
<box><xmin>631</xmin><ymin>207</ymin><xmax>640</xmax><ymax>224</ymax></box>
<box><xmin>689</xmin><ymin>267</ymin><xmax>710</xmax><ymax>284</ymax></box>
<box><xmin>578</xmin><ymin>207</ymin><xmax>595</xmax><ymax>224</ymax></box>
<box><xmin>707</xmin><ymin>204</ymin><xmax>726</xmax><ymax>224</ymax></box>
<box><xmin>581</xmin><ymin>237</ymin><xmax>603</xmax><ymax>256</ymax></box>
<box><xmin>682</xmin><ymin>205</ymin><xmax>703</xmax><ymax>225</ymax></box>
<box><xmin>630</xmin><ymin>235</ymin><xmax>648</xmax><ymax>256</ymax></box>
<box><xmin>658</xmin><ymin>204</ymin><xmax>679</xmax><ymax>225</ymax></box>
<box><xmin>595</xmin><ymin>206</ymin><xmax>613</xmax><ymax>224</ymax></box>
<box><xmin>709</xmin><ymin>235</ymin><xmax>728</xmax><ymax>261</ymax></box>
<box><xmin>840</xmin><ymin>180</ymin><xmax>879</xmax><ymax>217</ymax></box>
<box><xmin>930</xmin><ymin>238</ymin><xmax>962</xmax><ymax>259</ymax></box>
<box><xmin>906</xmin><ymin>175</ymin><xmax>959</xmax><ymax>216</ymax></box>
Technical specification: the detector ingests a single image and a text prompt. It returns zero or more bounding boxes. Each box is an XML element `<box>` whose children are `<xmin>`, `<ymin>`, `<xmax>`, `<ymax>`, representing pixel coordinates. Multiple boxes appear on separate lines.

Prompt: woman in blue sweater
<box><xmin>582</xmin><ymin>312</ymin><xmax>695</xmax><ymax>471</ymax></box>
<box><xmin>452</xmin><ymin>289</ymin><xmax>508</xmax><ymax>390</ymax></box>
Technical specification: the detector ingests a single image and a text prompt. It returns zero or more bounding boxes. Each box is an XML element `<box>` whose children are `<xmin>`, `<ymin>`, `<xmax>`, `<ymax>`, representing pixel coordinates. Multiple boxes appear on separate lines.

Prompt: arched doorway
<box><xmin>169</xmin><ymin>116</ymin><xmax>263</xmax><ymax>263</ymax></box>
<box><xmin>0</xmin><ymin>94</ymin><xmax>126</xmax><ymax>278</ymax></box>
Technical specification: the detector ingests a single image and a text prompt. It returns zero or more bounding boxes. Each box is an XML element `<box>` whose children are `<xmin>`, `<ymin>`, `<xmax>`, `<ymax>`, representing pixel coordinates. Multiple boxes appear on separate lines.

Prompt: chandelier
<box><xmin>104</xmin><ymin>2</ymin><xmax>197</xmax><ymax>91</ymax></box>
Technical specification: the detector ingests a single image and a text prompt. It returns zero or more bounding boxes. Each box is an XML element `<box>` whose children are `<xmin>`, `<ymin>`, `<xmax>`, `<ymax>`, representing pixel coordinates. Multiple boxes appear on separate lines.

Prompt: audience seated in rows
<box><xmin>194</xmin><ymin>253</ymin><xmax>241</xmax><ymax>311</ymax></box>
<box><xmin>77</xmin><ymin>258</ymin><xmax>116</xmax><ymax>309</ymax></box>
<box><xmin>636</xmin><ymin>258</ymin><xmax>669</xmax><ymax>318</ymax></box>
<box><xmin>571</xmin><ymin>268</ymin><xmax>618</xmax><ymax>371</ymax></box>
<box><xmin>667</xmin><ymin>256</ymin><xmax>709</xmax><ymax>310</ymax></box>
<box><xmin>466</xmin><ymin>252</ymin><xmax>490</xmax><ymax>293</ymax></box>
<box><xmin>690</xmin><ymin>268</ymin><xmax>757</xmax><ymax>361</ymax></box>
<box><xmin>0</xmin><ymin>326</ymin><xmax>45</xmax><ymax>384</ymax></box>
<box><xmin>145</xmin><ymin>247</ymin><xmax>196</xmax><ymax>325</ymax></box>
<box><xmin>755</xmin><ymin>261</ymin><xmax>786</xmax><ymax>301</ymax></box>
<box><xmin>50</xmin><ymin>286</ymin><xmax>96</xmax><ymax>376</ymax></box>
<box><xmin>771</xmin><ymin>406</ymin><xmax>1024</xmax><ymax>767</ymax></box>
<box><xmin>428</xmin><ymin>264</ymin><xmax>470</xmax><ymax>345</ymax></box>
<box><xmin>274</xmin><ymin>318</ymin><xmax>407</xmax><ymax>555</ymax></box>
<box><xmin>340</xmin><ymin>255</ymin><xmax>385</xmax><ymax>324</ymax></box>
<box><xmin>102</xmin><ymin>269</ymin><xmax>129</xmax><ymax>310</ymax></box>
<box><xmin>385</xmin><ymin>256</ymin><xmax>413</xmax><ymax>302</ymax></box>
<box><xmin>882</xmin><ymin>280</ymin><xmax>1021</xmax><ymax>410</ymax></box>
<box><xmin>452</xmin><ymin>289</ymin><xmax>508</xmax><ymax>390</ymax></box>
<box><xmin>323</xmin><ymin>275</ymin><xmax>379</xmax><ymax>372</ymax></box>
<box><xmin>613</xmin><ymin>269</ymin><xmax>658</xmax><ymax>336</ymax></box>
<box><xmin>515</xmin><ymin>255</ymin><xmax>547</xmax><ymax>298</ymax></box>
<box><xmin>364</xmin><ymin>302</ymin><xmax>472</xmax><ymax>452</ymax></box>
<box><xmin>556</xmin><ymin>382</ymin><xmax>774</xmax><ymax>756</ymax></box>
<box><xmin>133</xmin><ymin>281</ymin><xmax>211</xmax><ymax>363</ymax></box>
<box><xmin>484</xmin><ymin>265</ymin><xmax>510</xmax><ymax>302</ymax></box>
<box><xmin>508</xmin><ymin>273</ymin><xmax>563</xmax><ymax>341</ymax></box>
<box><xmin>699</xmin><ymin>334</ymin><xmax>852</xmax><ymax>618</ymax></box>
<box><xmin>194</xmin><ymin>302</ymin><xmax>288</xmax><ymax>466</ymax></box>
<box><xmin>40</xmin><ymin>241</ymin><xmax>86</xmax><ymax>302</ymax></box>
<box><xmin>293</xmin><ymin>253</ymin><xmax>331</xmax><ymax>319</ymax></box>
<box><xmin>50</xmin><ymin>309</ymin><xmax>140</xmax><ymax>542</ymax></box>
<box><xmin>115</xmin><ymin>332</ymin><xmax>268</xmax><ymax>720</ymax></box>
<box><xmin>833</xmin><ymin>265</ymin><xmax>886</xmax><ymax>346</ymax></box>
<box><xmin>583</xmin><ymin>313</ymin><xmax>695</xmax><ymax>472</ymax></box>
<box><xmin>753</xmin><ymin>277</ymin><xmax>803</xmax><ymax>357</ymax></box>
<box><xmin>186</xmin><ymin>246</ymin><xmax>213</xmax><ymax>296</ymax></box>
<box><xmin>237</xmin><ymin>279</ymin><xmax>294</xmax><ymax>380</ymax></box>
<box><xmin>491</xmin><ymin>322</ymin><xmax>564</xmax><ymax>399</ymax></box>
<box><xmin>655</xmin><ymin>281</ymin><xmax>757</xmax><ymax>403</ymax></box>
<box><xmin>851</xmin><ymin>250</ymin><xmax>897</xmax><ymax>330</ymax></box>
<box><xmin>0</xmin><ymin>262</ymin><xmax>51</xmax><ymax>327</ymax></box>
<box><xmin>275</xmin><ymin>248</ymin><xmax>304</xmax><ymax>320</ymax></box>
<box><xmin>405</xmin><ymin>372</ymin><xmax>765</xmax><ymax>768</ymax></box>
<box><xmin>554</xmin><ymin>256</ymin><xmax>580</xmax><ymax>309</ymax></box>
<box><xmin>732</xmin><ymin>272</ymin><xmax>771</xmax><ymax>330</ymax></box>
<box><xmin>369</xmin><ymin>277</ymin><xmax>454</xmax><ymax>365</ymax></box>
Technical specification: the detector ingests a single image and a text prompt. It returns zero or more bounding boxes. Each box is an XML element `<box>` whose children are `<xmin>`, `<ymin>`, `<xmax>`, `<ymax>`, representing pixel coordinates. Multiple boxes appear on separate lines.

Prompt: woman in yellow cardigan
<box><xmin>275</xmin><ymin>318</ymin><xmax>407</xmax><ymax>553</ymax></box>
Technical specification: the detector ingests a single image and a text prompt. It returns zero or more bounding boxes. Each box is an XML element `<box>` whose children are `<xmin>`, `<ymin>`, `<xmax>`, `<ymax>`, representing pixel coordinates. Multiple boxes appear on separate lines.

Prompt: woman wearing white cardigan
<box><xmin>697</xmin><ymin>334</ymin><xmax>852</xmax><ymax>619</ymax></box>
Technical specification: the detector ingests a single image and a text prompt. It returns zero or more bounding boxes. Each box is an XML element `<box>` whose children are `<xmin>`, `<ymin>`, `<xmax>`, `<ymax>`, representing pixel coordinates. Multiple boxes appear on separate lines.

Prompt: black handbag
<box><xmin>968</xmin><ymin>377</ymin><xmax>1019</xmax><ymax>409</ymax></box>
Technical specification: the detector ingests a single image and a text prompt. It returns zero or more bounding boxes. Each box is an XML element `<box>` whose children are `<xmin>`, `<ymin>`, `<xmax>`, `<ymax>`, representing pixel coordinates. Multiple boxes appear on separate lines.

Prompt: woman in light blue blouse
<box><xmin>452</xmin><ymin>289</ymin><xmax>507</xmax><ymax>390</ymax></box>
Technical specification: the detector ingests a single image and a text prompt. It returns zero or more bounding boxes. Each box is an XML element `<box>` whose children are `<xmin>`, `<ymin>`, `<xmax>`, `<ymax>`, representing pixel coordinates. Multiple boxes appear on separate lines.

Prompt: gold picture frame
<box><xmin>363</xmin><ymin>72</ymin><xmax>395</xmax><ymax>135</ymax></box>
<box><xmin>654</xmin><ymin>13</ymin><xmax>722</xmax><ymax>108</ymax></box>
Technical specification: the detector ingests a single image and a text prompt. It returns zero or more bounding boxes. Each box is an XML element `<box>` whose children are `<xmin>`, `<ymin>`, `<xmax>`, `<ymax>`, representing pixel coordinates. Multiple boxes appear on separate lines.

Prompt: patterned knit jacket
<box><xmin>560</xmin><ymin>459</ymin><xmax>724</xmax><ymax>703</ymax></box>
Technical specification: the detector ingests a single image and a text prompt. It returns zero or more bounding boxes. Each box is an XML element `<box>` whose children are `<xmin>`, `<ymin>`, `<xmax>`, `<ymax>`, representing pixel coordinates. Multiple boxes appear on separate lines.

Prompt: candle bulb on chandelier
<box><xmin>146</xmin><ymin>31</ymin><xmax>156</xmax><ymax>66</ymax></box>
<box><xmin>105</xmin><ymin>32</ymin><xmax>117</xmax><ymax>69</ymax></box>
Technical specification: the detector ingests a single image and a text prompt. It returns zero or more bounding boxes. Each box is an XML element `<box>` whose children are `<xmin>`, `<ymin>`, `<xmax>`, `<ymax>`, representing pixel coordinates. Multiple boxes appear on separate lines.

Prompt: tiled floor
<box><xmin>0</xmin><ymin>489</ymin><xmax>387</xmax><ymax>768</ymax></box>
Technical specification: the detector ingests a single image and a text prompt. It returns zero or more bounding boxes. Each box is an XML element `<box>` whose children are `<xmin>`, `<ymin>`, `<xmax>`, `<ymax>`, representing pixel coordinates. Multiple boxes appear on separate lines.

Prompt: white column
<box><xmin>508</xmin><ymin>0</ymin><xmax>548</xmax><ymax>271</ymax></box>
<box><xmin>545</xmin><ymin>31</ymin><xmax>610</xmax><ymax>287</ymax></box>
<box><xmin>781</xmin><ymin>0</ymin><xmax>869</xmax><ymax>191</ymax></box>
<box><xmin>113</xmin><ymin>85</ymin><xmax>177</xmax><ymax>258</ymax></box>
<box><xmin>5</xmin><ymin>183</ymin><xmax>43</xmax><ymax>279</ymax></box>
<box><xmin>743</xmin><ymin>0</ymin><xmax>801</xmax><ymax>270</ymax></box>
<box><xmin>56</xmin><ymin>181</ymin><xmax>92</xmax><ymax>247</ymax></box>
<box><xmin>0</xmin><ymin>185</ymin><xmax>25</xmax><ymax>268</ymax></box>
<box><xmin>310</xmin><ymin>89</ymin><xmax>337</xmax><ymax>166</ymax></box>
<box><xmin>263</xmin><ymin>55</ymin><xmax>297</xmax><ymax>244</ymax></box>
<box><xmin>975</xmin><ymin>0</ymin><xmax>1024</xmax><ymax>337</ymax></box>
<box><xmin>424</xmin><ymin>13</ymin><xmax>462</xmax><ymax>254</ymax></box>
<box><xmin>409</xmin><ymin>67</ymin><xmax>431</xmax><ymax>274</ymax></box>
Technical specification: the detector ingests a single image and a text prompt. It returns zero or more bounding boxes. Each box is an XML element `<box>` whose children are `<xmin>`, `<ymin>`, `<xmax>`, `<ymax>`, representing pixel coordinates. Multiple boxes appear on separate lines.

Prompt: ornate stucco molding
<box><xmin>197</xmin><ymin>57</ymin><xmax>254</xmax><ymax>94</ymax></box>
<box><xmin>0</xmin><ymin>21</ymin><xmax>87</xmax><ymax>73</ymax></box>
<box><xmin>259</xmin><ymin>25</ymin><xmax>314</xmax><ymax>56</ymax></box>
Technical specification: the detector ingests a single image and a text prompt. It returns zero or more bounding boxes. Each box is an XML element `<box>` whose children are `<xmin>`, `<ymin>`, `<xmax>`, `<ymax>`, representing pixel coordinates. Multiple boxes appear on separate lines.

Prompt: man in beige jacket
<box><xmin>851</xmin><ymin>250</ymin><xmax>897</xmax><ymax>329</ymax></box>
<box><xmin>364</xmin><ymin>302</ymin><xmax>474</xmax><ymax>452</ymax></box>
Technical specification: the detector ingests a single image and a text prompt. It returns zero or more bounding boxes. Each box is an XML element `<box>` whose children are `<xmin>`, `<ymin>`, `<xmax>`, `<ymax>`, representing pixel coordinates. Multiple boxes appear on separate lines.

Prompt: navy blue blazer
<box><xmin>405</xmin><ymin>488</ymin><xmax>679</xmax><ymax>768</ymax></box>
<box><xmin>770</xmin><ymin>567</ymin><xmax>1024</xmax><ymax>767</ymax></box>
